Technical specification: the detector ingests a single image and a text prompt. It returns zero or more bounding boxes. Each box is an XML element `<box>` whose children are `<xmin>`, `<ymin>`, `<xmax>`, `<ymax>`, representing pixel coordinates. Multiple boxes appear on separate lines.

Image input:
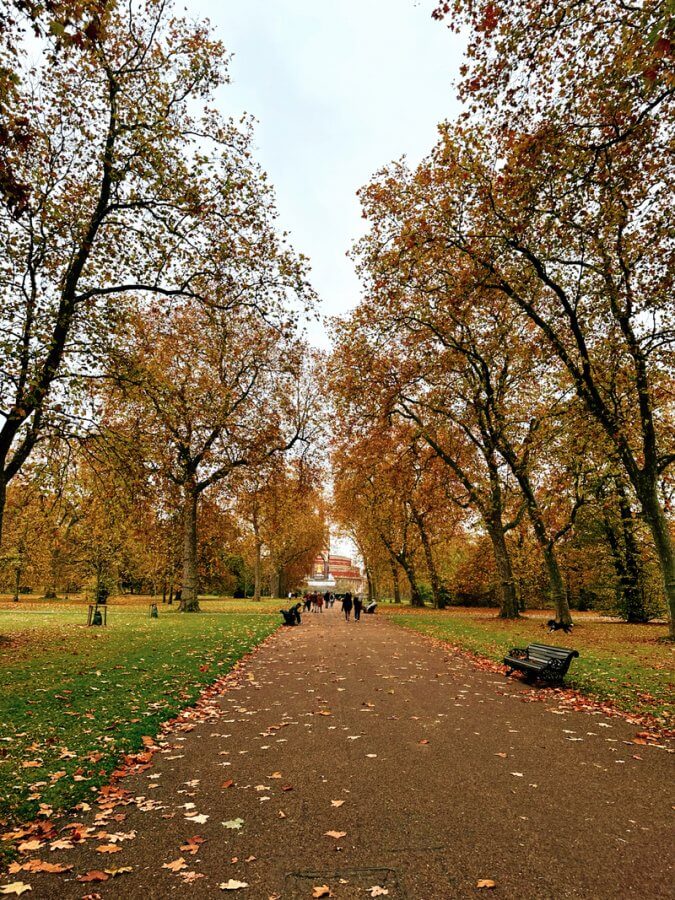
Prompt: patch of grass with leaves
<box><xmin>0</xmin><ymin>601</ymin><xmax>278</xmax><ymax>824</ymax></box>
<box><xmin>387</xmin><ymin>609</ymin><xmax>673</xmax><ymax>725</ymax></box>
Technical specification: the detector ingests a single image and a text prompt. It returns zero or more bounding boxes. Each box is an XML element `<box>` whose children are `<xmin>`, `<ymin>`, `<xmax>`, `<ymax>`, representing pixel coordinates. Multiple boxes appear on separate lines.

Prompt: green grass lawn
<box><xmin>0</xmin><ymin>597</ymin><xmax>279</xmax><ymax>827</ymax></box>
<box><xmin>384</xmin><ymin>608</ymin><xmax>674</xmax><ymax>726</ymax></box>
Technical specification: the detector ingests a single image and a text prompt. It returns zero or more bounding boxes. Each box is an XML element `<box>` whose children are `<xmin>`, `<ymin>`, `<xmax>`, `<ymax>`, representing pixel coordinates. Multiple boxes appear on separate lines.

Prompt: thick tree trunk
<box><xmin>389</xmin><ymin>559</ymin><xmax>401</xmax><ymax>604</ymax></box>
<box><xmin>412</xmin><ymin>505</ymin><xmax>445</xmax><ymax>608</ymax></box>
<box><xmin>487</xmin><ymin>523</ymin><xmax>519</xmax><ymax>618</ymax></box>
<box><xmin>617</xmin><ymin>485</ymin><xmax>647</xmax><ymax>623</ymax></box>
<box><xmin>180</xmin><ymin>484</ymin><xmax>200</xmax><ymax>612</ymax></box>
<box><xmin>398</xmin><ymin>554</ymin><xmax>424</xmax><ymax>607</ymax></box>
<box><xmin>638</xmin><ymin>481</ymin><xmax>675</xmax><ymax>636</ymax></box>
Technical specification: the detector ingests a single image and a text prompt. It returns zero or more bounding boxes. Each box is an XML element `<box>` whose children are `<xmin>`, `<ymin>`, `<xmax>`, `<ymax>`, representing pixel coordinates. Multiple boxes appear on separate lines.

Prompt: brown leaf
<box><xmin>104</xmin><ymin>867</ymin><xmax>133</xmax><ymax>877</ymax></box>
<box><xmin>324</xmin><ymin>831</ymin><xmax>346</xmax><ymax>839</ymax></box>
<box><xmin>0</xmin><ymin>884</ymin><xmax>32</xmax><ymax>896</ymax></box>
<box><xmin>76</xmin><ymin>871</ymin><xmax>109</xmax><ymax>883</ymax></box>
<box><xmin>95</xmin><ymin>844</ymin><xmax>121</xmax><ymax>854</ymax></box>
<box><xmin>17</xmin><ymin>841</ymin><xmax>43</xmax><ymax>853</ymax></box>
<box><xmin>162</xmin><ymin>858</ymin><xmax>187</xmax><ymax>872</ymax></box>
<box><xmin>477</xmin><ymin>879</ymin><xmax>496</xmax><ymax>889</ymax></box>
<box><xmin>312</xmin><ymin>887</ymin><xmax>332</xmax><ymax>898</ymax></box>
<box><xmin>221</xmin><ymin>780</ymin><xmax>234</xmax><ymax>789</ymax></box>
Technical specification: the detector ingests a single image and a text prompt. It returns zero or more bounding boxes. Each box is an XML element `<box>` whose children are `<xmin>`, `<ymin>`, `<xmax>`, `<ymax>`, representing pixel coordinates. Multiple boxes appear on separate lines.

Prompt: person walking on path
<box><xmin>316</xmin><ymin>593</ymin><xmax>324</xmax><ymax>613</ymax></box>
<box><xmin>353</xmin><ymin>594</ymin><xmax>363</xmax><ymax>621</ymax></box>
<box><xmin>342</xmin><ymin>591</ymin><xmax>353</xmax><ymax>622</ymax></box>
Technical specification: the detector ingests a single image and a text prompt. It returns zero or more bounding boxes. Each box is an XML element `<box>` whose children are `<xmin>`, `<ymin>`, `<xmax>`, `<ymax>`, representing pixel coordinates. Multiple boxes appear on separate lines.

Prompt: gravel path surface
<box><xmin>9</xmin><ymin>609</ymin><xmax>674</xmax><ymax>899</ymax></box>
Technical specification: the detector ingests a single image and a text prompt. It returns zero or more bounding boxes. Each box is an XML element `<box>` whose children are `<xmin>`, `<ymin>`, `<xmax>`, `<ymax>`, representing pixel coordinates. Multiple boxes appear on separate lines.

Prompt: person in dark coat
<box><xmin>353</xmin><ymin>595</ymin><xmax>363</xmax><ymax>621</ymax></box>
<box><xmin>342</xmin><ymin>591</ymin><xmax>353</xmax><ymax>622</ymax></box>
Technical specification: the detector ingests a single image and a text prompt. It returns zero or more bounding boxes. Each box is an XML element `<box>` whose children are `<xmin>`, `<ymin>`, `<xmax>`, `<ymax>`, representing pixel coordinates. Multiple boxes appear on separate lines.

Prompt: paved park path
<box><xmin>11</xmin><ymin>610</ymin><xmax>674</xmax><ymax>899</ymax></box>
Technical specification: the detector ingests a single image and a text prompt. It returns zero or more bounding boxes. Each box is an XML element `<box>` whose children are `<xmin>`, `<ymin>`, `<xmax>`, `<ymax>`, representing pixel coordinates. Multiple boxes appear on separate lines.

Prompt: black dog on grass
<box><xmin>546</xmin><ymin>619</ymin><xmax>574</xmax><ymax>634</ymax></box>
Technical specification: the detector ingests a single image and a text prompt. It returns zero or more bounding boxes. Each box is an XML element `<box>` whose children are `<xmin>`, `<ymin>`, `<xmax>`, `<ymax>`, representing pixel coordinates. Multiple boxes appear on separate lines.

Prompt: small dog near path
<box><xmin>546</xmin><ymin>618</ymin><xmax>574</xmax><ymax>634</ymax></box>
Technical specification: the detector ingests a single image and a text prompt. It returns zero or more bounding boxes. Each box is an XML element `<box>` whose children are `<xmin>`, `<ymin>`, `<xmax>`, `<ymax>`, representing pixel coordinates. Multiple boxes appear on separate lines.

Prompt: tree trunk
<box><xmin>411</xmin><ymin>504</ymin><xmax>445</xmax><ymax>608</ymax></box>
<box><xmin>637</xmin><ymin>480</ymin><xmax>674</xmax><ymax>635</ymax></box>
<box><xmin>617</xmin><ymin>484</ymin><xmax>647</xmax><ymax>623</ymax></box>
<box><xmin>541</xmin><ymin>542</ymin><xmax>572</xmax><ymax>626</ymax></box>
<box><xmin>12</xmin><ymin>566</ymin><xmax>20</xmax><ymax>603</ymax></box>
<box><xmin>487</xmin><ymin>523</ymin><xmax>519</xmax><ymax>618</ymax></box>
<box><xmin>180</xmin><ymin>484</ymin><xmax>200</xmax><ymax>612</ymax></box>
<box><xmin>0</xmin><ymin>470</ymin><xmax>6</xmax><ymax>549</ymax></box>
<box><xmin>389</xmin><ymin>559</ymin><xmax>401</xmax><ymax>604</ymax></box>
<box><xmin>398</xmin><ymin>554</ymin><xmax>424</xmax><ymax>607</ymax></box>
<box><xmin>253</xmin><ymin>514</ymin><xmax>262</xmax><ymax>601</ymax></box>
<box><xmin>365</xmin><ymin>565</ymin><xmax>374</xmax><ymax>603</ymax></box>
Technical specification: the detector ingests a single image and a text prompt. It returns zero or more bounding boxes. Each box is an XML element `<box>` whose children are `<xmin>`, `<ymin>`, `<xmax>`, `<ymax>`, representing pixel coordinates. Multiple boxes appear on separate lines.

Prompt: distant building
<box><xmin>306</xmin><ymin>549</ymin><xmax>364</xmax><ymax>594</ymax></box>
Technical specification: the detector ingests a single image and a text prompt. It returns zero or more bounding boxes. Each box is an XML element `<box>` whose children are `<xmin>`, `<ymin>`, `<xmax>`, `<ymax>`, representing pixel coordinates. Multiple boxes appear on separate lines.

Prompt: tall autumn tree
<box><xmin>0</xmin><ymin>0</ymin><xmax>269</xmax><ymax>544</ymax></box>
<box><xmin>109</xmin><ymin>299</ymin><xmax>314</xmax><ymax>612</ymax></box>
<box><xmin>424</xmin><ymin>3</ymin><xmax>674</xmax><ymax>628</ymax></box>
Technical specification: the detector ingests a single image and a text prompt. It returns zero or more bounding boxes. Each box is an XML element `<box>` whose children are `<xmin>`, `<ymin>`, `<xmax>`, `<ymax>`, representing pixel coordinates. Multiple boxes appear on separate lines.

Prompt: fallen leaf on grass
<box><xmin>222</xmin><ymin>819</ymin><xmax>244</xmax><ymax>830</ymax></box>
<box><xmin>324</xmin><ymin>831</ymin><xmax>346</xmax><ymax>839</ymax></box>
<box><xmin>0</xmin><ymin>885</ymin><xmax>32</xmax><ymax>896</ymax></box>
<box><xmin>76</xmin><ymin>871</ymin><xmax>109</xmax><ymax>883</ymax></box>
<box><xmin>219</xmin><ymin>880</ymin><xmax>249</xmax><ymax>890</ymax></box>
<box><xmin>477</xmin><ymin>879</ymin><xmax>496</xmax><ymax>889</ymax></box>
<box><xmin>312</xmin><ymin>887</ymin><xmax>331</xmax><ymax>898</ymax></box>
<box><xmin>162</xmin><ymin>858</ymin><xmax>187</xmax><ymax>872</ymax></box>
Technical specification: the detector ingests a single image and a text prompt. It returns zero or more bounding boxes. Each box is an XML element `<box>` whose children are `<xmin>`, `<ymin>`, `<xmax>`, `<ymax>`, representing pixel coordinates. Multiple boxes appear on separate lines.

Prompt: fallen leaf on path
<box><xmin>22</xmin><ymin>860</ymin><xmax>72</xmax><ymax>874</ymax></box>
<box><xmin>281</xmin><ymin>785</ymin><xmax>293</xmax><ymax>792</ymax></box>
<box><xmin>49</xmin><ymin>839</ymin><xmax>74</xmax><ymax>851</ymax></box>
<box><xmin>104</xmin><ymin>867</ymin><xmax>133</xmax><ymax>876</ymax></box>
<box><xmin>510</xmin><ymin>772</ymin><xmax>524</xmax><ymax>777</ymax></box>
<box><xmin>187</xmin><ymin>814</ymin><xmax>209</xmax><ymax>824</ymax></box>
<box><xmin>495</xmin><ymin>753</ymin><xmax>507</xmax><ymax>759</ymax></box>
<box><xmin>366</xmin><ymin>754</ymin><xmax>377</xmax><ymax>758</ymax></box>
<box><xmin>369</xmin><ymin>888</ymin><xmax>389</xmax><ymax>897</ymax></box>
<box><xmin>222</xmin><ymin>780</ymin><xmax>234</xmax><ymax>789</ymax></box>
<box><xmin>76</xmin><ymin>871</ymin><xmax>109</xmax><ymax>883</ymax></box>
<box><xmin>277</xmin><ymin>811</ymin><xmax>287</xmax><ymax>819</ymax></box>
<box><xmin>324</xmin><ymin>831</ymin><xmax>346</xmax><ymax>839</ymax></box>
<box><xmin>312</xmin><ymin>887</ymin><xmax>331</xmax><ymax>898</ymax></box>
<box><xmin>476</xmin><ymin>879</ymin><xmax>496</xmax><ymax>889</ymax></box>
<box><xmin>222</xmin><ymin>819</ymin><xmax>244</xmax><ymax>830</ymax></box>
<box><xmin>418</xmin><ymin>740</ymin><xmax>429</xmax><ymax>745</ymax></box>
<box><xmin>219</xmin><ymin>880</ymin><xmax>248</xmax><ymax>890</ymax></box>
<box><xmin>17</xmin><ymin>841</ymin><xmax>42</xmax><ymax>853</ymax></box>
<box><xmin>95</xmin><ymin>844</ymin><xmax>121</xmax><ymax>854</ymax></box>
<box><xmin>162</xmin><ymin>858</ymin><xmax>187</xmax><ymax>872</ymax></box>
<box><xmin>0</xmin><ymin>885</ymin><xmax>32</xmax><ymax>896</ymax></box>
<box><xmin>330</xmin><ymin>800</ymin><xmax>345</xmax><ymax>807</ymax></box>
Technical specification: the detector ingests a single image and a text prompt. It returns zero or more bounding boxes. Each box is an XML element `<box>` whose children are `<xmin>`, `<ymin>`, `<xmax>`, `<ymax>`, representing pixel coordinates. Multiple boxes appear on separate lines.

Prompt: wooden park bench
<box><xmin>504</xmin><ymin>642</ymin><xmax>579</xmax><ymax>685</ymax></box>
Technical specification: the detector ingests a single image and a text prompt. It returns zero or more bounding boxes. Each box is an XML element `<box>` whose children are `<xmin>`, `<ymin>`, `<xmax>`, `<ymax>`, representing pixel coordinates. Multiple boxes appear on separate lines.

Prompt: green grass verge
<box><xmin>0</xmin><ymin>599</ymin><xmax>279</xmax><ymax>826</ymax></box>
<box><xmin>386</xmin><ymin>609</ymin><xmax>673</xmax><ymax>725</ymax></box>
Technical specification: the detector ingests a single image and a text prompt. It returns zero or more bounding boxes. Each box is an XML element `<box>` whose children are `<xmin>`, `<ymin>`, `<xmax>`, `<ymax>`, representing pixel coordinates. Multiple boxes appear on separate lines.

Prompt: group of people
<box><xmin>296</xmin><ymin>590</ymin><xmax>374</xmax><ymax>622</ymax></box>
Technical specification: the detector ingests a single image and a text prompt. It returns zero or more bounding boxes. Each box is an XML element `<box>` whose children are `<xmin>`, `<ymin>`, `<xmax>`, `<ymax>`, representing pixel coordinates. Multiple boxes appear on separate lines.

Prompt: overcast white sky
<box><xmin>191</xmin><ymin>0</ymin><xmax>464</xmax><ymax>347</ymax></box>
